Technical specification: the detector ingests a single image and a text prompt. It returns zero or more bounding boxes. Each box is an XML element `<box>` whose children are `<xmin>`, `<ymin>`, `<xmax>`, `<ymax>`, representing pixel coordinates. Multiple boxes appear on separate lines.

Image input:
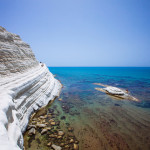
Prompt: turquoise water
<box><xmin>46</xmin><ymin>67</ymin><xmax>150</xmax><ymax>150</ymax></box>
<box><xmin>50</xmin><ymin>67</ymin><xmax>150</xmax><ymax>108</ymax></box>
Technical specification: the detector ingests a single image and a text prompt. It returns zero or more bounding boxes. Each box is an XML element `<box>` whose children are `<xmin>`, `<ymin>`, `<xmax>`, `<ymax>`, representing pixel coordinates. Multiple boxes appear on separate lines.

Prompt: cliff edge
<box><xmin>0</xmin><ymin>26</ymin><xmax>62</xmax><ymax>150</ymax></box>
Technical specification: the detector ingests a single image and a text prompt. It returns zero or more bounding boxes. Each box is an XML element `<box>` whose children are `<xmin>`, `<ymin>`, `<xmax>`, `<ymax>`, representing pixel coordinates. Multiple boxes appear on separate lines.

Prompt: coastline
<box><xmin>0</xmin><ymin>64</ymin><xmax>62</xmax><ymax>150</ymax></box>
<box><xmin>0</xmin><ymin>26</ymin><xmax>62</xmax><ymax>150</ymax></box>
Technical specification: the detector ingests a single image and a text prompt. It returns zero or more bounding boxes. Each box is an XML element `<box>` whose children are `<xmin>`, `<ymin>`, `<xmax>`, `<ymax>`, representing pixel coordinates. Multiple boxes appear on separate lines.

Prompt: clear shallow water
<box><xmin>50</xmin><ymin>67</ymin><xmax>150</xmax><ymax>150</ymax></box>
<box><xmin>50</xmin><ymin>67</ymin><xmax>150</xmax><ymax>108</ymax></box>
<box><xmin>24</xmin><ymin>67</ymin><xmax>150</xmax><ymax>150</ymax></box>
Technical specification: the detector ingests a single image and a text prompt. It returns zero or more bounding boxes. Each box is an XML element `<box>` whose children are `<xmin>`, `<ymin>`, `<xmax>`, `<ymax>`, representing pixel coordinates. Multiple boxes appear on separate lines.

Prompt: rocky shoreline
<box><xmin>24</xmin><ymin>98</ymin><xmax>79</xmax><ymax>150</ymax></box>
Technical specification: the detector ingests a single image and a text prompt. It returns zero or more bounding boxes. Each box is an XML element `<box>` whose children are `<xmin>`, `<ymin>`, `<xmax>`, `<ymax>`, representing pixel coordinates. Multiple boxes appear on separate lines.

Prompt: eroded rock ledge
<box><xmin>0</xmin><ymin>26</ymin><xmax>62</xmax><ymax>150</ymax></box>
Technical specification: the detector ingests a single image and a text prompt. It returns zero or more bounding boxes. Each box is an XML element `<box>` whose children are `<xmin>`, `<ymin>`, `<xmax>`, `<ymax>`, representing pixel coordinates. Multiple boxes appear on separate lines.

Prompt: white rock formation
<box><xmin>95</xmin><ymin>83</ymin><xmax>139</xmax><ymax>101</ymax></box>
<box><xmin>0</xmin><ymin>26</ymin><xmax>62</xmax><ymax>150</ymax></box>
<box><xmin>104</xmin><ymin>86</ymin><xmax>125</xmax><ymax>95</ymax></box>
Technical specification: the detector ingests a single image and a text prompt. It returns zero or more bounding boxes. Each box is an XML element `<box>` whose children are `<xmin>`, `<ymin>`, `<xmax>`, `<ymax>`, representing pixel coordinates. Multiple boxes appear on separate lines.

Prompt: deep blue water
<box><xmin>49</xmin><ymin>67</ymin><xmax>150</xmax><ymax>108</ymax></box>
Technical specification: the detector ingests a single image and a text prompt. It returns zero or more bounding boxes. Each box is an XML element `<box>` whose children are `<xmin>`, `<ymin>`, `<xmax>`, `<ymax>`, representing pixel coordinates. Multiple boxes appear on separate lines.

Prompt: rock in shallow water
<box><xmin>28</xmin><ymin>128</ymin><xmax>36</xmax><ymax>135</ymax></box>
<box><xmin>105</xmin><ymin>86</ymin><xmax>125</xmax><ymax>95</ymax></box>
<box><xmin>27</xmin><ymin>124</ymin><xmax>36</xmax><ymax>130</ymax></box>
<box><xmin>68</xmin><ymin>127</ymin><xmax>74</xmax><ymax>132</ymax></box>
<box><xmin>41</xmin><ymin>128</ymin><xmax>48</xmax><ymax>134</ymax></box>
<box><xmin>36</xmin><ymin>124</ymin><xmax>46</xmax><ymax>128</ymax></box>
<box><xmin>73</xmin><ymin>144</ymin><xmax>79</xmax><ymax>150</ymax></box>
<box><xmin>47</xmin><ymin>142</ymin><xmax>52</xmax><ymax>147</ymax></box>
<box><xmin>52</xmin><ymin>144</ymin><xmax>62</xmax><ymax>150</ymax></box>
<box><xmin>58</xmin><ymin>131</ymin><xmax>64</xmax><ymax>136</ymax></box>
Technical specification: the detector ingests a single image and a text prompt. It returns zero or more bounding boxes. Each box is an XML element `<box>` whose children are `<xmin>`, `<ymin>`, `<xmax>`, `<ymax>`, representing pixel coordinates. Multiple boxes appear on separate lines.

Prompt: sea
<box><xmin>24</xmin><ymin>67</ymin><xmax>150</xmax><ymax>150</ymax></box>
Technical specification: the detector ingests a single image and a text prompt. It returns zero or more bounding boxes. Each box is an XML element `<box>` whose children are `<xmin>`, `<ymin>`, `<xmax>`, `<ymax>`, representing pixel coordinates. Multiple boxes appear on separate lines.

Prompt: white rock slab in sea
<box><xmin>94</xmin><ymin>83</ymin><xmax>139</xmax><ymax>101</ymax></box>
<box><xmin>104</xmin><ymin>86</ymin><xmax>125</xmax><ymax>95</ymax></box>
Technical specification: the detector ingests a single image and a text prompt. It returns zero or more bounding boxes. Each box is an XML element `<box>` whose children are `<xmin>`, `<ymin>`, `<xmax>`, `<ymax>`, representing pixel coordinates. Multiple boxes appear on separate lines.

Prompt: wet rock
<box><xmin>69</xmin><ymin>111</ymin><xmax>75</xmax><ymax>116</ymax></box>
<box><xmin>49</xmin><ymin>119</ymin><xmax>54</xmax><ymax>122</ymax></box>
<box><xmin>27</xmin><ymin>125</ymin><xmax>36</xmax><ymax>130</ymax></box>
<box><xmin>66</xmin><ymin>123</ymin><xmax>70</xmax><ymax>126</ymax></box>
<box><xmin>42</xmin><ymin>120</ymin><xmax>46</xmax><ymax>123</ymax></box>
<box><xmin>31</xmin><ymin>121</ymin><xmax>36</xmax><ymax>124</ymax></box>
<box><xmin>57</xmin><ymin>136</ymin><xmax>62</xmax><ymax>139</ymax></box>
<box><xmin>68</xmin><ymin>127</ymin><xmax>74</xmax><ymax>132</ymax></box>
<box><xmin>56</xmin><ymin>126</ymin><xmax>61</xmax><ymax>129</ymax></box>
<box><xmin>114</xmin><ymin>103</ymin><xmax>120</xmax><ymax>106</ymax></box>
<box><xmin>32</xmin><ymin>118</ymin><xmax>37</xmax><ymax>121</ymax></box>
<box><xmin>60</xmin><ymin>143</ymin><xmax>65</xmax><ymax>147</ymax></box>
<box><xmin>65</xmin><ymin>145</ymin><xmax>69</xmax><ymax>149</ymax></box>
<box><xmin>53</xmin><ymin>105</ymin><xmax>57</xmax><ymax>109</ymax></box>
<box><xmin>68</xmin><ymin>132</ymin><xmax>74</xmax><ymax>137</ymax></box>
<box><xmin>52</xmin><ymin>114</ymin><xmax>56</xmax><ymax>118</ymax></box>
<box><xmin>41</xmin><ymin>128</ymin><xmax>48</xmax><ymax>134</ymax></box>
<box><xmin>51</xmin><ymin>144</ymin><xmax>62</xmax><ymax>150</ymax></box>
<box><xmin>69</xmin><ymin>139</ymin><xmax>74</xmax><ymax>143</ymax></box>
<box><xmin>55</xmin><ymin>121</ymin><xmax>60</xmax><ymax>125</ymax></box>
<box><xmin>75</xmin><ymin>140</ymin><xmax>79</xmax><ymax>144</ymax></box>
<box><xmin>65</xmin><ymin>109</ymin><xmax>69</xmax><ymax>113</ymax></box>
<box><xmin>36</xmin><ymin>124</ymin><xmax>46</xmax><ymax>128</ymax></box>
<box><xmin>49</xmin><ymin>134</ymin><xmax>57</xmax><ymax>138</ymax></box>
<box><xmin>62</xmin><ymin>105</ymin><xmax>70</xmax><ymax>113</ymax></box>
<box><xmin>47</xmin><ymin>142</ymin><xmax>52</xmax><ymax>147</ymax></box>
<box><xmin>60</xmin><ymin>116</ymin><xmax>66</xmax><ymax>120</ymax></box>
<box><xmin>46</xmin><ymin>127</ymin><xmax>51</xmax><ymax>130</ymax></box>
<box><xmin>51</xmin><ymin>121</ymin><xmax>56</xmax><ymax>126</ymax></box>
<box><xmin>73</xmin><ymin>144</ymin><xmax>79</xmax><ymax>150</ymax></box>
<box><xmin>40</xmin><ymin>116</ymin><xmax>46</xmax><ymax>119</ymax></box>
<box><xmin>48</xmin><ymin>108</ymin><xmax>54</xmax><ymax>113</ymax></box>
<box><xmin>28</xmin><ymin>128</ymin><xmax>36</xmax><ymax>135</ymax></box>
<box><xmin>58</xmin><ymin>131</ymin><xmax>64</xmax><ymax>136</ymax></box>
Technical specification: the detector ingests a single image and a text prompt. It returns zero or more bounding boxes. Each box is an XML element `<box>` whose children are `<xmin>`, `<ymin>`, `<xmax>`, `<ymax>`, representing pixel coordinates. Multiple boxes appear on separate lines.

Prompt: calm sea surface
<box><xmin>50</xmin><ymin>67</ymin><xmax>150</xmax><ymax>108</ymax></box>
<box><xmin>24</xmin><ymin>67</ymin><xmax>150</xmax><ymax>150</ymax></box>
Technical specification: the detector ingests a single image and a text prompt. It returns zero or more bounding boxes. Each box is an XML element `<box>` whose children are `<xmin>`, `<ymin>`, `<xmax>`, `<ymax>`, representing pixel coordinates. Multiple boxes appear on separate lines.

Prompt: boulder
<box><xmin>51</xmin><ymin>144</ymin><xmax>62</xmax><ymax>150</ymax></box>
<box><xmin>28</xmin><ymin>128</ymin><xmax>36</xmax><ymax>135</ymax></box>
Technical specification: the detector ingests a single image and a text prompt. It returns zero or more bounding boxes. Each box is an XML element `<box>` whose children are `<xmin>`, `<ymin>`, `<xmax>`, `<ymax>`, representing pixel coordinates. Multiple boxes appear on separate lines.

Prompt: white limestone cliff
<box><xmin>0</xmin><ymin>26</ymin><xmax>62</xmax><ymax>150</ymax></box>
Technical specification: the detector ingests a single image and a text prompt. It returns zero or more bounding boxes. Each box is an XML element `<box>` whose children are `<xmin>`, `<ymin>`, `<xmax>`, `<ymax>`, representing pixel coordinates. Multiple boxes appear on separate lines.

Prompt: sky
<box><xmin>0</xmin><ymin>0</ymin><xmax>150</xmax><ymax>67</ymax></box>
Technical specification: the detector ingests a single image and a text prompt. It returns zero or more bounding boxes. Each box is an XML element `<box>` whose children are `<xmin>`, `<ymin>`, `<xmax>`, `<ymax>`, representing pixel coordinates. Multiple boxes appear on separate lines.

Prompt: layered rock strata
<box><xmin>0</xmin><ymin>26</ymin><xmax>62</xmax><ymax>150</ymax></box>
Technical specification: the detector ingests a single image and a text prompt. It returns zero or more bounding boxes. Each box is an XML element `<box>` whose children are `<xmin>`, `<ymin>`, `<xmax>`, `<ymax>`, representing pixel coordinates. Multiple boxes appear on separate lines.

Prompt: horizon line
<box><xmin>48</xmin><ymin>66</ymin><xmax>150</xmax><ymax>67</ymax></box>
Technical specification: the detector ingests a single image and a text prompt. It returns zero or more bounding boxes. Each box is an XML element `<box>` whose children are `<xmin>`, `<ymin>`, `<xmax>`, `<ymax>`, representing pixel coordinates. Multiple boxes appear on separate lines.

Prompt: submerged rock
<box><xmin>60</xmin><ymin>116</ymin><xmax>66</xmax><ymax>120</ymax></box>
<box><xmin>114</xmin><ymin>103</ymin><xmax>120</xmax><ymax>106</ymax></box>
<box><xmin>68</xmin><ymin>127</ymin><xmax>74</xmax><ymax>132</ymax></box>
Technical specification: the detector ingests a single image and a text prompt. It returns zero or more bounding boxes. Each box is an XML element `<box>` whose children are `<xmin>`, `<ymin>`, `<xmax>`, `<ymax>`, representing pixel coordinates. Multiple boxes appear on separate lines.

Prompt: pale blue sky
<box><xmin>0</xmin><ymin>0</ymin><xmax>150</xmax><ymax>66</ymax></box>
